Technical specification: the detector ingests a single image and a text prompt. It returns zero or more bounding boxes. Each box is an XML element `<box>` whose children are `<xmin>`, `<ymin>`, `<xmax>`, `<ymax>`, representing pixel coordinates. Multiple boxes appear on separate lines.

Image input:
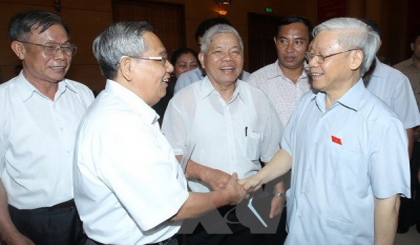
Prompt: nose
<box><xmin>54</xmin><ymin>47</ymin><xmax>67</xmax><ymax>60</ymax></box>
<box><xmin>166</xmin><ymin>61</ymin><xmax>174</xmax><ymax>73</ymax></box>
<box><xmin>221</xmin><ymin>51</ymin><xmax>233</xmax><ymax>61</ymax></box>
<box><xmin>286</xmin><ymin>42</ymin><xmax>295</xmax><ymax>52</ymax></box>
<box><xmin>308</xmin><ymin>56</ymin><xmax>319</xmax><ymax>67</ymax></box>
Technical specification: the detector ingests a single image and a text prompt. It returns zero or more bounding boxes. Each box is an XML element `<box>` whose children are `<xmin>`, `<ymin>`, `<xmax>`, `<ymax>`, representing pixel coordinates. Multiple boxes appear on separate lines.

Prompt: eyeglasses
<box><xmin>17</xmin><ymin>41</ymin><xmax>78</xmax><ymax>57</ymax></box>
<box><xmin>129</xmin><ymin>56</ymin><xmax>168</xmax><ymax>66</ymax></box>
<box><xmin>305</xmin><ymin>49</ymin><xmax>358</xmax><ymax>64</ymax></box>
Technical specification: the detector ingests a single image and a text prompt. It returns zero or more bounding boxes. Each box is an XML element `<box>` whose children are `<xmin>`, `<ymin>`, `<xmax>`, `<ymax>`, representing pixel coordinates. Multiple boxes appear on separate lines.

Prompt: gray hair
<box><xmin>200</xmin><ymin>24</ymin><xmax>244</xmax><ymax>54</ymax></box>
<box><xmin>93</xmin><ymin>21</ymin><xmax>153</xmax><ymax>80</ymax></box>
<box><xmin>313</xmin><ymin>17</ymin><xmax>380</xmax><ymax>75</ymax></box>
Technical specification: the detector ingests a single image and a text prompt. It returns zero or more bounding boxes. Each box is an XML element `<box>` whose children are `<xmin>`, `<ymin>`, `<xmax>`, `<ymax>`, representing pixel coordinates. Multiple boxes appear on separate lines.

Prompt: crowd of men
<box><xmin>0</xmin><ymin>9</ymin><xmax>419</xmax><ymax>245</ymax></box>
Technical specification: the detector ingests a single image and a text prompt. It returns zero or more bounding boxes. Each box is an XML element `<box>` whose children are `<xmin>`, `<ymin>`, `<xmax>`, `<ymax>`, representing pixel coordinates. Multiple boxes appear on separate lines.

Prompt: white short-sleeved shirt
<box><xmin>0</xmin><ymin>72</ymin><xmax>94</xmax><ymax>209</ymax></box>
<box><xmin>282</xmin><ymin>79</ymin><xmax>411</xmax><ymax>245</ymax></box>
<box><xmin>248</xmin><ymin>60</ymin><xmax>311</xmax><ymax>127</ymax></box>
<box><xmin>174</xmin><ymin>67</ymin><xmax>251</xmax><ymax>94</ymax></box>
<box><xmin>74</xmin><ymin>80</ymin><xmax>189</xmax><ymax>245</ymax></box>
<box><xmin>364</xmin><ymin>58</ymin><xmax>420</xmax><ymax>129</ymax></box>
<box><xmin>162</xmin><ymin>77</ymin><xmax>282</xmax><ymax>193</ymax></box>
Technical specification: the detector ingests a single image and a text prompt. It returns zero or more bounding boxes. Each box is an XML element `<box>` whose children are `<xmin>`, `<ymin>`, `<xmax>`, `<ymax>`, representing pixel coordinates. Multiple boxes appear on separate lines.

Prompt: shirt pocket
<box><xmin>331</xmin><ymin>144</ymin><xmax>361</xmax><ymax>189</ymax></box>
<box><xmin>246</xmin><ymin>130</ymin><xmax>262</xmax><ymax>161</ymax></box>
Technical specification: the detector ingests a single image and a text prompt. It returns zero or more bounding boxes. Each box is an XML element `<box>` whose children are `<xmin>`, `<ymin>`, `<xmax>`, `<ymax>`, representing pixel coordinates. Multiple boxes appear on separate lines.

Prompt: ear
<box><xmin>198</xmin><ymin>52</ymin><xmax>205</xmax><ymax>69</ymax></box>
<box><xmin>11</xmin><ymin>41</ymin><xmax>26</xmax><ymax>60</ymax></box>
<box><xmin>349</xmin><ymin>50</ymin><xmax>363</xmax><ymax>71</ymax></box>
<box><xmin>273</xmin><ymin>36</ymin><xmax>277</xmax><ymax>45</ymax></box>
<box><xmin>119</xmin><ymin>57</ymin><xmax>133</xmax><ymax>81</ymax></box>
<box><xmin>411</xmin><ymin>43</ymin><xmax>415</xmax><ymax>52</ymax></box>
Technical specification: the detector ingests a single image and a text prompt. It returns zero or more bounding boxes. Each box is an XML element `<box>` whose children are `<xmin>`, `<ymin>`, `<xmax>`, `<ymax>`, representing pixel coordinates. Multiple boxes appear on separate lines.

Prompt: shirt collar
<box><xmin>315</xmin><ymin>78</ymin><xmax>365</xmax><ymax>112</ymax></box>
<box><xmin>104</xmin><ymin>79</ymin><xmax>159</xmax><ymax>124</ymax></box>
<box><xmin>267</xmin><ymin>60</ymin><xmax>309</xmax><ymax>80</ymax></box>
<box><xmin>15</xmin><ymin>71</ymin><xmax>77</xmax><ymax>102</ymax></box>
<box><xmin>198</xmin><ymin>76</ymin><xmax>245</xmax><ymax>103</ymax></box>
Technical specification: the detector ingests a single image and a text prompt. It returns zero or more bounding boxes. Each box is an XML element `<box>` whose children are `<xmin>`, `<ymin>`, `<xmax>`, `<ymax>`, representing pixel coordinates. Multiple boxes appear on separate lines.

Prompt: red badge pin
<box><xmin>331</xmin><ymin>136</ymin><xmax>342</xmax><ymax>145</ymax></box>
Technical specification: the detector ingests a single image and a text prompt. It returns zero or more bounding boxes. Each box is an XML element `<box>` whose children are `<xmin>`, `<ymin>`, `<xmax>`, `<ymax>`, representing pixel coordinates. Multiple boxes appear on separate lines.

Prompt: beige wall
<box><xmin>0</xmin><ymin>0</ymin><xmax>410</xmax><ymax>91</ymax></box>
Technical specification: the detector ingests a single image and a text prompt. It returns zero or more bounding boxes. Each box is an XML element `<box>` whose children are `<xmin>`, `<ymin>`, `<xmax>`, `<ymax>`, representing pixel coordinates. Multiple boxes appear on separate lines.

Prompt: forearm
<box><xmin>257</xmin><ymin>149</ymin><xmax>292</xmax><ymax>185</ymax></box>
<box><xmin>171</xmin><ymin>190</ymin><xmax>230</xmax><ymax>220</ymax></box>
<box><xmin>175</xmin><ymin>155</ymin><xmax>206</xmax><ymax>180</ymax></box>
<box><xmin>374</xmin><ymin>195</ymin><xmax>400</xmax><ymax>245</ymax></box>
<box><xmin>406</xmin><ymin>128</ymin><xmax>414</xmax><ymax>157</ymax></box>
<box><xmin>0</xmin><ymin>180</ymin><xmax>20</xmax><ymax>242</ymax></box>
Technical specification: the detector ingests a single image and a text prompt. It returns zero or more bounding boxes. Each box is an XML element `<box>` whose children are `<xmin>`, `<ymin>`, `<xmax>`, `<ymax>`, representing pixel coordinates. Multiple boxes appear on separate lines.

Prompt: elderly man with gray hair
<box><xmin>241</xmin><ymin>17</ymin><xmax>411</xmax><ymax>245</ymax></box>
<box><xmin>74</xmin><ymin>21</ymin><xmax>247</xmax><ymax>245</ymax></box>
<box><xmin>162</xmin><ymin>24</ymin><xmax>283</xmax><ymax>244</ymax></box>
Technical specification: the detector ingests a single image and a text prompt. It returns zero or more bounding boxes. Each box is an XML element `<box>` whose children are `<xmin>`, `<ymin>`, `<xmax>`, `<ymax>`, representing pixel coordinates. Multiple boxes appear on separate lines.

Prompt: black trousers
<box><xmin>399</xmin><ymin>141</ymin><xmax>420</xmax><ymax>226</ymax></box>
<box><xmin>181</xmin><ymin>205</ymin><xmax>259</xmax><ymax>245</ymax></box>
<box><xmin>8</xmin><ymin>200</ymin><xmax>86</xmax><ymax>245</ymax></box>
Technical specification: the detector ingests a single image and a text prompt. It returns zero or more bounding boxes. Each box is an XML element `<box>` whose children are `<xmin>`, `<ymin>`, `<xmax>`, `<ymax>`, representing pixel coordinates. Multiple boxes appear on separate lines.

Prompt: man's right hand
<box><xmin>238</xmin><ymin>174</ymin><xmax>264</xmax><ymax>193</ymax></box>
<box><xmin>223</xmin><ymin>173</ymin><xmax>247</xmax><ymax>205</ymax></box>
<box><xmin>3</xmin><ymin>232</ymin><xmax>35</xmax><ymax>245</ymax></box>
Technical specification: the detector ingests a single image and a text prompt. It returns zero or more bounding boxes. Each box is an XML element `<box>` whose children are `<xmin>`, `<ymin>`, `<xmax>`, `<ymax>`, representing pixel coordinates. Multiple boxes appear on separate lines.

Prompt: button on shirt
<box><xmin>74</xmin><ymin>80</ymin><xmax>189</xmax><ymax>245</ymax></box>
<box><xmin>174</xmin><ymin>67</ymin><xmax>251</xmax><ymax>94</ymax></box>
<box><xmin>282</xmin><ymin>80</ymin><xmax>411</xmax><ymax>245</ymax></box>
<box><xmin>365</xmin><ymin>58</ymin><xmax>420</xmax><ymax>129</ymax></box>
<box><xmin>0</xmin><ymin>72</ymin><xmax>94</xmax><ymax>209</ymax></box>
<box><xmin>248</xmin><ymin>60</ymin><xmax>311</xmax><ymax>127</ymax></box>
<box><xmin>163</xmin><ymin>77</ymin><xmax>282</xmax><ymax>193</ymax></box>
<box><xmin>394</xmin><ymin>57</ymin><xmax>420</xmax><ymax>108</ymax></box>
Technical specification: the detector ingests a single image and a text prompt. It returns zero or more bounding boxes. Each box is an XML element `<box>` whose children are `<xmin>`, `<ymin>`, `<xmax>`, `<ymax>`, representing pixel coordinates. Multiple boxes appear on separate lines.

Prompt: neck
<box><xmin>23</xmin><ymin>71</ymin><xmax>59</xmax><ymax>100</ymax></box>
<box><xmin>212</xmin><ymin>81</ymin><xmax>236</xmax><ymax>103</ymax></box>
<box><xmin>412</xmin><ymin>56</ymin><xmax>420</xmax><ymax>69</ymax></box>
<box><xmin>279</xmin><ymin>63</ymin><xmax>304</xmax><ymax>84</ymax></box>
<box><xmin>325</xmin><ymin>77</ymin><xmax>359</xmax><ymax>110</ymax></box>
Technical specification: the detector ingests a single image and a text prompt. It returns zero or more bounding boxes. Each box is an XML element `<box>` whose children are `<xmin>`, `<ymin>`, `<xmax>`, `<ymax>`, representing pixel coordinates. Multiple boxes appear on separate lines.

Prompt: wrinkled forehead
<box><xmin>311</xmin><ymin>30</ymin><xmax>342</xmax><ymax>52</ymax></box>
<box><xmin>208</xmin><ymin>33</ymin><xmax>241</xmax><ymax>49</ymax></box>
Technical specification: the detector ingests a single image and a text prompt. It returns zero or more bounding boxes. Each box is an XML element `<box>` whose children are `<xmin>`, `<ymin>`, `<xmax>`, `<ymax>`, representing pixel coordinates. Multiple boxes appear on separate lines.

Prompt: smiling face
<box><xmin>199</xmin><ymin>33</ymin><xmax>243</xmax><ymax>90</ymax></box>
<box><xmin>126</xmin><ymin>31</ymin><xmax>173</xmax><ymax>106</ymax></box>
<box><xmin>14</xmin><ymin>24</ymin><xmax>72</xmax><ymax>86</ymax></box>
<box><xmin>174</xmin><ymin>52</ymin><xmax>199</xmax><ymax>78</ymax></box>
<box><xmin>308</xmin><ymin>30</ymin><xmax>362</xmax><ymax>95</ymax></box>
<box><xmin>274</xmin><ymin>22</ymin><xmax>309</xmax><ymax>72</ymax></box>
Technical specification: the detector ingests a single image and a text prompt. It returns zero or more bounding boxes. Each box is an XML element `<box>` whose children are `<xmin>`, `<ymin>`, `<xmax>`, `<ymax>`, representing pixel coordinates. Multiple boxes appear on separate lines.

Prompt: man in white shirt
<box><xmin>74</xmin><ymin>21</ymin><xmax>246</xmax><ymax>245</ymax></box>
<box><xmin>0</xmin><ymin>10</ymin><xmax>94</xmax><ymax>245</ymax></box>
<box><xmin>163</xmin><ymin>24</ymin><xmax>283</xmax><ymax>245</ymax></box>
<box><xmin>241</xmin><ymin>17</ymin><xmax>410</xmax><ymax>245</ymax></box>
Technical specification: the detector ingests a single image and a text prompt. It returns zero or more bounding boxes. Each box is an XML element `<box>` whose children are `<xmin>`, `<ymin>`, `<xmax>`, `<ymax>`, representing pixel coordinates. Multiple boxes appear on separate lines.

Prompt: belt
<box><xmin>50</xmin><ymin>199</ymin><xmax>75</xmax><ymax>209</ymax></box>
<box><xmin>91</xmin><ymin>237</ymin><xmax>173</xmax><ymax>245</ymax></box>
<box><xmin>9</xmin><ymin>199</ymin><xmax>75</xmax><ymax>212</ymax></box>
<box><xmin>146</xmin><ymin>237</ymin><xmax>173</xmax><ymax>245</ymax></box>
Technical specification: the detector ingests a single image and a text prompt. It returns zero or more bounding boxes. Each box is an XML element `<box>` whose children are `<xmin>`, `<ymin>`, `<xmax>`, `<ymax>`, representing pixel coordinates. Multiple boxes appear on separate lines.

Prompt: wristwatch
<box><xmin>273</xmin><ymin>190</ymin><xmax>285</xmax><ymax>198</ymax></box>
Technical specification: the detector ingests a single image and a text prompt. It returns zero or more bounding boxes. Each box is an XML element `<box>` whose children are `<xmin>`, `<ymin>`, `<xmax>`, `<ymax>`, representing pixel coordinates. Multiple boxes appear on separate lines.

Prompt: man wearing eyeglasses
<box><xmin>74</xmin><ymin>21</ymin><xmax>246</xmax><ymax>245</ymax></box>
<box><xmin>162</xmin><ymin>24</ymin><xmax>283</xmax><ymax>245</ymax></box>
<box><xmin>0</xmin><ymin>10</ymin><xmax>94</xmax><ymax>245</ymax></box>
<box><xmin>240</xmin><ymin>18</ymin><xmax>410</xmax><ymax>245</ymax></box>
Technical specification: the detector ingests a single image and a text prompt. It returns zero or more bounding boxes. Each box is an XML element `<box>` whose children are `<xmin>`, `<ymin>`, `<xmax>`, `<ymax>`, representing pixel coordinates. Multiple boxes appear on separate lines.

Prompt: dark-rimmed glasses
<box><xmin>305</xmin><ymin>49</ymin><xmax>359</xmax><ymax>64</ymax></box>
<box><xmin>17</xmin><ymin>41</ymin><xmax>78</xmax><ymax>57</ymax></box>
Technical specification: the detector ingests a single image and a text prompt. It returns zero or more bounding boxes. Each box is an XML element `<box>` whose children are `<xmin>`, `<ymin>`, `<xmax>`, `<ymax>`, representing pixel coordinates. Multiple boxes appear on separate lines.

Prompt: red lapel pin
<box><xmin>331</xmin><ymin>136</ymin><xmax>342</xmax><ymax>145</ymax></box>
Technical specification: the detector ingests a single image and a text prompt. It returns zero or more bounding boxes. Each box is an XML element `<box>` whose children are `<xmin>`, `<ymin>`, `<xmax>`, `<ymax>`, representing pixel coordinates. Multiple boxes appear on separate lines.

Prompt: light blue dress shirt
<box><xmin>282</xmin><ymin>79</ymin><xmax>411</xmax><ymax>245</ymax></box>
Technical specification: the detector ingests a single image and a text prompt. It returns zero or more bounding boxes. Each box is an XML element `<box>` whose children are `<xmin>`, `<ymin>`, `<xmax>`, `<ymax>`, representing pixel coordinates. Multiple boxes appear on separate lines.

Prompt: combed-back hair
<box><xmin>200</xmin><ymin>24</ymin><xmax>243</xmax><ymax>54</ymax></box>
<box><xmin>92</xmin><ymin>21</ymin><xmax>153</xmax><ymax>80</ymax></box>
<box><xmin>313</xmin><ymin>17</ymin><xmax>380</xmax><ymax>75</ymax></box>
<box><xmin>276</xmin><ymin>16</ymin><xmax>313</xmax><ymax>41</ymax></box>
<box><xmin>8</xmin><ymin>9</ymin><xmax>71</xmax><ymax>42</ymax></box>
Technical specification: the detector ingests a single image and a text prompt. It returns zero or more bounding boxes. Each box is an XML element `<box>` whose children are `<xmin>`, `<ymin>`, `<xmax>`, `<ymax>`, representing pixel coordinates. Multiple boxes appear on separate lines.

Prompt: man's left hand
<box><xmin>269</xmin><ymin>196</ymin><xmax>285</xmax><ymax>218</ymax></box>
<box><xmin>202</xmin><ymin>168</ymin><xmax>231</xmax><ymax>191</ymax></box>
